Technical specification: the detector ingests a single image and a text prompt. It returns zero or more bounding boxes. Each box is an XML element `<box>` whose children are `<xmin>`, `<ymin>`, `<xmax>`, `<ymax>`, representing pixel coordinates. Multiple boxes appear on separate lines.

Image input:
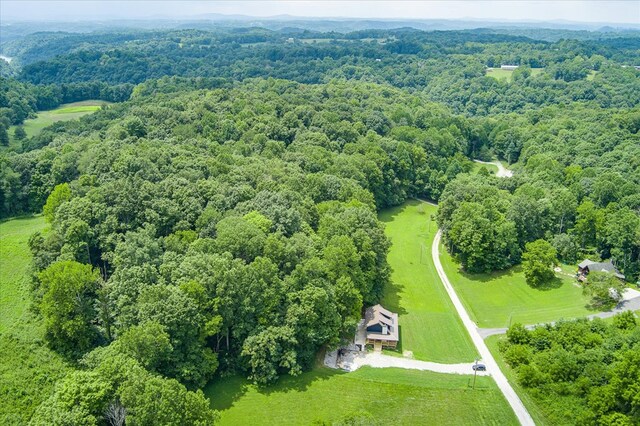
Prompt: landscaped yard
<box><xmin>378</xmin><ymin>200</ymin><xmax>477</xmax><ymax>362</ymax></box>
<box><xmin>6</xmin><ymin>100</ymin><xmax>108</xmax><ymax>149</ymax></box>
<box><xmin>205</xmin><ymin>366</ymin><xmax>517</xmax><ymax>425</ymax></box>
<box><xmin>439</xmin><ymin>247</ymin><xmax>593</xmax><ymax>328</ymax></box>
<box><xmin>0</xmin><ymin>215</ymin><xmax>71</xmax><ymax>423</ymax></box>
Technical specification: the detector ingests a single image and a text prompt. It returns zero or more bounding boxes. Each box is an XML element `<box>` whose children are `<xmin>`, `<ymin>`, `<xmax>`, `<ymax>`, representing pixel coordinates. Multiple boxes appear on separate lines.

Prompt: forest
<box><xmin>0</xmin><ymin>24</ymin><xmax>639</xmax><ymax>425</ymax></box>
<box><xmin>499</xmin><ymin>313</ymin><xmax>639</xmax><ymax>425</ymax></box>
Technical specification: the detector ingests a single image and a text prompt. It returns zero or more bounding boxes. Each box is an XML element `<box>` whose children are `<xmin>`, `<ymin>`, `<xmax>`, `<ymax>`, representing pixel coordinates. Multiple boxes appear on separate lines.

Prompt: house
<box><xmin>500</xmin><ymin>65</ymin><xmax>519</xmax><ymax>70</ymax></box>
<box><xmin>577</xmin><ymin>259</ymin><xmax>625</xmax><ymax>281</ymax></box>
<box><xmin>364</xmin><ymin>304</ymin><xmax>399</xmax><ymax>349</ymax></box>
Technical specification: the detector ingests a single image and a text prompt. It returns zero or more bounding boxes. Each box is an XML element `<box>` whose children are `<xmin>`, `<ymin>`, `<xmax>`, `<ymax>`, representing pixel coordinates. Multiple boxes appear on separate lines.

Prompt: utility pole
<box><xmin>473</xmin><ymin>359</ymin><xmax>479</xmax><ymax>390</ymax></box>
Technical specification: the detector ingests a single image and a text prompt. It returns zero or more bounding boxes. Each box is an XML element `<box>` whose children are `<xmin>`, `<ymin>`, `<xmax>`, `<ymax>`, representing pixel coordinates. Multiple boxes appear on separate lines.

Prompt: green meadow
<box><xmin>0</xmin><ymin>216</ymin><xmax>71</xmax><ymax>424</ymax></box>
<box><xmin>7</xmin><ymin>100</ymin><xmax>107</xmax><ymax>150</ymax></box>
<box><xmin>486</xmin><ymin>67</ymin><xmax>544</xmax><ymax>82</ymax></box>
<box><xmin>379</xmin><ymin>200</ymin><xmax>477</xmax><ymax>362</ymax></box>
<box><xmin>439</xmin><ymin>246</ymin><xmax>593</xmax><ymax>328</ymax></box>
<box><xmin>205</xmin><ymin>366</ymin><xmax>517</xmax><ymax>425</ymax></box>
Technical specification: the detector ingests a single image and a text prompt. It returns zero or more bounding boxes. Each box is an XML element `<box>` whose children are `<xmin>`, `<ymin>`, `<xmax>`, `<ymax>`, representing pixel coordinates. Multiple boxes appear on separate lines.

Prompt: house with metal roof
<box><xmin>363</xmin><ymin>304</ymin><xmax>399</xmax><ymax>350</ymax></box>
<box><xmin>577</xmin><ymin>259</ymin><xmax>625</xmax><ymax>281</ymax></box>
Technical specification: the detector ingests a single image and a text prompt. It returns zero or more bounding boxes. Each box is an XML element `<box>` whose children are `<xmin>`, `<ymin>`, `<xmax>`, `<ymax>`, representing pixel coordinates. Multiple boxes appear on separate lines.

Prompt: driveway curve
<box><xmin>432</xmin><ymin>230</ymin><xmax>534</xmax><ymax>426</ymax></box>
<box><xmin>326</xmin><ymin>350</ymin><xmax>490</xmax><ymax>376</ymax></box>
<box><xmin>474</xmin><ymin>159</ymin><xmax>513</xmax><ymax>178</ymax></box>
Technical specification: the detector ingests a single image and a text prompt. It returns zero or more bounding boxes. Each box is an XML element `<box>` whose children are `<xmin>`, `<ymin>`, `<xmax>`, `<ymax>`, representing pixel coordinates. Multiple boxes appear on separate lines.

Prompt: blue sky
<box><xmin>1</xmin><ymin>1</ymin><xmax>639</xmax><ymax>24</ymax></box>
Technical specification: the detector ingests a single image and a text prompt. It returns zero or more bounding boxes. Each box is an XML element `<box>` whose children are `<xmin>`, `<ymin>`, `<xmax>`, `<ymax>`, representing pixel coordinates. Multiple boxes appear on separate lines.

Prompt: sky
<box><xmin>1</xmin><ymin>1</ymin><xmax>639</xmax><ymax>24</ymax></box>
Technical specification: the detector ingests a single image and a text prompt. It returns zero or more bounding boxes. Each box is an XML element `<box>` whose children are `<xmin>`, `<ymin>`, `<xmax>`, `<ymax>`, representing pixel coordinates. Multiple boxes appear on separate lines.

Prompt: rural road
<box><xmin>479</xmin><ymin>293</ymin><xmax>640</xmax><ymax>339</ymax></box>
<box><xmin>474</xmin><ymin>159</ymin><xmax>513</xmax><ymax>178</ymax></box>
<box><xmin>432</xmin><ymin>230</ymin><xmax>535</xmax><ymax>426</ymax></box>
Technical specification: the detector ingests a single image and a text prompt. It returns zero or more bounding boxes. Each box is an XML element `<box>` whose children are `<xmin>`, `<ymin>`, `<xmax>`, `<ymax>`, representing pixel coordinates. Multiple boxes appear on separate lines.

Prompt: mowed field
<box><xmin>440</xmin><ymin>247</ymin><xmax>593</xmax><ymax>328</ymax></box>
<box><xmin>7</xmin><ymin>100</ymin><xmax>107</xmax><ymax>149</ymax></box>
<box><xmin>0</xmin><ymin>216</ymin><xmax>71</xmax><ymax>424</ymax></box>
<box><xmin>379</xmin><ymin>200</ymin><xmax>477</xmax><ymax>362</ymax></box>
<box><xmin>205</xmin><ymin>366</ymin><xmax>517</xmax><ymax>425</ymax></box>
<box><xmin>486</xmin><ymin>67</ymin><xmax>544</xmax><ymax>82</ymax></box>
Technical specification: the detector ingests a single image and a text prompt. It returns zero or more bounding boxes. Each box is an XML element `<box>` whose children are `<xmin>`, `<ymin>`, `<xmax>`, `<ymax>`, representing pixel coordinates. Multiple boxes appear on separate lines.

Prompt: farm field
<box><xmin>439</xmin><ymin>247</ymin><xmax>593</xmax><ymax>328</ymax></box>
<box><xmin>205</xmin><ymin>366</ymin><xmax>517</xmax><ymax>425</ymax></box>
<box><xmin>7</xmin><ymin>100</ymin><xmax>107</xmax><ymax>148</ymax></box>
<box><xmin>378</xmin><ymin>200</ymin><xmax>477</xmax><ymax>362</ymax></box>
<box><xmin>0</xmin><ymin>216</ymin><xmax>71</xmax><ymax>423</ymax></box>
<box><xmin>486</xmin><ymin>67</ymin><xmax>544</xmax><ymax>81</ymax></box>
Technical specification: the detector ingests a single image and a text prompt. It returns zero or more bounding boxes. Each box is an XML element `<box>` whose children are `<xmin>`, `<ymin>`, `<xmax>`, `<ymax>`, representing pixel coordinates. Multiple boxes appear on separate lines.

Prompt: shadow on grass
<box><xmin>381</xmin><ymin>272</ymin><xmax>409</xmax><ymax>317</ymax></box>
<box><xmin>535</xmin><ymin>276</ymin><xmax>564</xmax><ymax>291</ymax></box>
<box><xmin>378</xmin><ymin>200</ymin><xmax>415</xmax><ymax>224</ymax></box>
<box><xmin>0</xmin><ymin>213</ymin><xmax>43</xmax><ymax>225</ymax></box>
<box><xmin>205</xmin><ymin>367</ymin><xmax>344</xmax><ymax>411</ymax></box>
<box><xmin>455</xmin><ymin>264</ymin><xmax>524</xmax><ymax>284</ymax></box>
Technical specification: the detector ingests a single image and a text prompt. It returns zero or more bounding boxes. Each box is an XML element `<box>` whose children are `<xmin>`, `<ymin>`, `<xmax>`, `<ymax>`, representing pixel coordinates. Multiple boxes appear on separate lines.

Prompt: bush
<box><xmin>506</xmin><ymin>323</ymin><xmax>530</xmax><ymax>345</ymax></box>
<box><xmin>504</xmin><ymin>344</ymin><xmax>531</xmax><ymax>368</ymax></box>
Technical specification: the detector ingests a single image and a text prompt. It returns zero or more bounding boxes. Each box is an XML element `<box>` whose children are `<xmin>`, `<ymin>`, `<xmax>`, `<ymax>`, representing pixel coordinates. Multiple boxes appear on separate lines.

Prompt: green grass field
<box><xmin>378</xmin><ymin>200</ymin><xmax>477</xmax><ymax>362</ymax></box>
<box><xmin>6</xmin><ymin>100</ymin><xmax>107</xmax><ymax>150</ymax></box>
<box><xmin>205</xmin><ymin>366</ymin><xmax>517</xmax><ymax>425</ymax></box>
<box><xmin>0</xmin><ymin>215</ymin><xmax>46</xmax><ymax>335</ymax></box>
<box><xmin>472</xmin><ymin>161</ymin><xmax>499</xmax><ymax>175</ymax></box>
<box><xmin>486</xmin><ymin>68</ymin><xmax>544</xmax><ymax>82</ymax></box>
<box><xmin>0</xmin><ymin>216</ymin><xmax>71</xmax><ymax>424</ymax></box>
<box><xmin>440</xmin><ymin>247</ymin><xmax>593</xmax><ymax>328</ymax></box>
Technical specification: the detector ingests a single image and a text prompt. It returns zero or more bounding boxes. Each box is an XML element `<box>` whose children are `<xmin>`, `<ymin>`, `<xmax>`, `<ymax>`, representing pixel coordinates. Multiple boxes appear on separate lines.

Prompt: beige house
<box><xmin>364</xmin><ymin>304</ymin><xmax>399</xmax><ymax>350</ymax></box>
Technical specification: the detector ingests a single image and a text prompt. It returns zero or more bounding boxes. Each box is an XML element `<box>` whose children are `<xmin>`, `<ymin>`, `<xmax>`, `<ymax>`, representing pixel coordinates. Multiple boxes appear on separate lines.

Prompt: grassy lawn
<box><xmin>205</xmin><ymin>366</ymin><xmax>517</xmax><ymax>425</ymax></box>
<box><xmin>6</xmin><ymin>100</ymin><xmax>107</xmax><ymax>149</ymax></box>
<box><xmin>440</xmin><ymin>247</ymin><xmax>593</xmax><ymax>328</ymax></box>
<box><xmin>486</xmin><ymin>68</ymin><xmax>544</xmax><ymax>82</ymax></box>
<box><xmin>378</xmin><ymin>200</ymin><xmax>477</xmax><ymax>362</ymax></box>
<box><xmin>472</xmin><ymin>161</ymin><xmax>499</xmax><ymax>175</ymax></box>
<box><xmin>0</xmin><ymin>216</ymin><xmax>71</xmax><ymax>424</ymax></box>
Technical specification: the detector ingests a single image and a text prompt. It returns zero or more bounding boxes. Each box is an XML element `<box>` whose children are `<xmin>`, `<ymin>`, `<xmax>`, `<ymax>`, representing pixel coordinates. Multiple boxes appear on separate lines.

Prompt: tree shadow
<box><xmin>258</xmin><ymin>367</ymin><xmax>343</xmax><ymax>396</ymax></box>
<box><xmin>206</xmin><ymin>367</ymin><xmax>344</xmax><ymax>411</ymax></box>
<box><xmin>455</xmin><ymin>264</ymin><xmax>523</xmax><ymax>284</ymax></box>
<box><xmin>381</xmin><ymin>270</ymin><xmax>409</xmax><ymax>317</ymax></box>
<box><xmin>534</xmin><ymin>276</ymin><xmax>564</xmax><ymax>291</ymax></box>
<box><xmin>204</xmin><ymin>375</ymin><xmax>251</xmax><ymax>411</ymax></box>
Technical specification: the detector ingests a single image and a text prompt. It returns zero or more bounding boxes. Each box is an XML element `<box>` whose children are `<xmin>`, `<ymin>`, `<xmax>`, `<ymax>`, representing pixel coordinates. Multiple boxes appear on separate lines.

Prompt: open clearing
<box><xmin>486</xmin><ymin>68</ymin><xmax>544</xmax><ymax>82</ymax></box>
<box><xmin>440</xmin><ymin>247</ymin><xmax>593</xmax><ymax>328</ymax></box>
<box><xmin>205</xmin><ymin>366</ymin><xmax>517</xmax><ymax>425</ymax></box>
<box><xmin>0</xmin><ymin>216</ymin><xmax>71</xmax><ymax>424</ymax></box>
<box><xmin>7</xmin><ymin>100</ymin><xmax>107</xmax><ymax>148</ymax></box>
<box><xmin>379</xmin><ymin>200</ymin><xmax>477</xmax><ymax>362</ymax></box>
<box><xmin>472</xmin><ymin>161</ymin><xmax>499</xmax><ymax>175</ymax></box>
<box><xmin>0</xmin><ymin>215</ymin><xmax>46</xmax><ymax>334</ymax></box>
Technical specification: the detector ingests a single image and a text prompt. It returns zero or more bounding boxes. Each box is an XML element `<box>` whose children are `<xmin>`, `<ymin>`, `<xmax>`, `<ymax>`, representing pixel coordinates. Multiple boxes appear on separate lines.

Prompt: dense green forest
<box><xmin>500</xmin><ymin>313</ymin><xmax>639</xmax><ymax>425</ymax></box>
<box><xmin>1</xmin><ymin>25</ymin><xmax>639</xmax><ymax>424</ymax></box>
